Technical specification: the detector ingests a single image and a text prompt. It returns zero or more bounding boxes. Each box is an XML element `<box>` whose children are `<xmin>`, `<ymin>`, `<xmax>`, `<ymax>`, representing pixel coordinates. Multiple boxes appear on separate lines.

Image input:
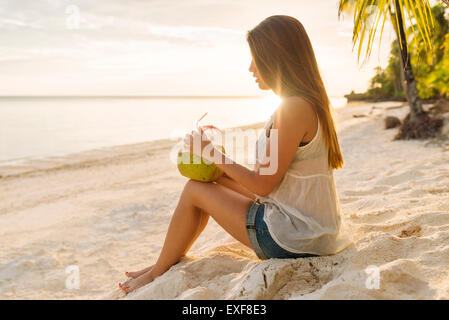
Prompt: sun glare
<box><xmin>261</xmin><ymin>94</ymin><xmax>282</xmax><ymax>117</ymax></box>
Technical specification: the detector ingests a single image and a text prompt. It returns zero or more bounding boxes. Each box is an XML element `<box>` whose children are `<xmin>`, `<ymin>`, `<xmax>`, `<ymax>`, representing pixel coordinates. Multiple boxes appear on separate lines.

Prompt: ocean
<box><xmin>0</xmin><ymin>96</ymin><xmax>347</xmax><ymax>165</ymax></box>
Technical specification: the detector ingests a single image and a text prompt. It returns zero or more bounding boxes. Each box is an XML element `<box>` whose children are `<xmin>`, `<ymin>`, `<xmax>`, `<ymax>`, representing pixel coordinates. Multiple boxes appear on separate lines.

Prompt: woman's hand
<box><xmin>183</xmin><ymin>126</ymin><xmax>214</xmax><ymax>160</ymax></box>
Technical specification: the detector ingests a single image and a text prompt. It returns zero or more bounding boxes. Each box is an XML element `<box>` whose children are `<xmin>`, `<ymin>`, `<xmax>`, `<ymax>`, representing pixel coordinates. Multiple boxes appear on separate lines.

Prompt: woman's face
<box><xmin>249</xmin><ymin>59</ymin><xmax>270</xmax><ymax>90</ymax></box>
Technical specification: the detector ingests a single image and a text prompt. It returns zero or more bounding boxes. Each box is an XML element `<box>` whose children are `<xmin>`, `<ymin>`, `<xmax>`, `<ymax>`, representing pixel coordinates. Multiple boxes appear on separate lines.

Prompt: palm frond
<box><xmin>338</xmin><ymin>0</ymin><xmax>435</xmax><ymax>64</ymax></box>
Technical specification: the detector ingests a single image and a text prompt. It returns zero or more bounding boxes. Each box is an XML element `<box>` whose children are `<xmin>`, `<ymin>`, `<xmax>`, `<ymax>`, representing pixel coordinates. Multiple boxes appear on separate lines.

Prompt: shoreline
<box><xmin>0</xmin><ymin>99</ymin><xmax>411</xmax><ymax>179</ymax></box>
<box><xmin>344</xmin><ymin>92</ymin><xmax>447</xmax><ymax>105</ymax></box>
<box><xmin>1</xmin><ymin>100</ymin><xmax>445</xmax><ymax>180</ymax></box>
<box><xmin>0</xmin><ymin>121</ymin><xmax>267</xmax><ymax>180</ymax></box>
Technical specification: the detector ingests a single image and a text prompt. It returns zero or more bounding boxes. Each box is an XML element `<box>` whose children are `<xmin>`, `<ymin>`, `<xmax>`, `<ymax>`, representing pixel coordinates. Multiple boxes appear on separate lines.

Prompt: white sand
<box><xmin>1</xmin><ymin>102</ymin><xmax>448</xmax><ymax>300</ymax></box>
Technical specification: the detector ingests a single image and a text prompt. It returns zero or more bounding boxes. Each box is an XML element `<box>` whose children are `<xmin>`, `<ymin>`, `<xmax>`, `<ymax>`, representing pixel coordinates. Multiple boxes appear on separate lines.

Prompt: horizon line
<box><xmin>0</xmin><ymin>95</ymin><xmax>265</xmax><ymax>99</ymax></box>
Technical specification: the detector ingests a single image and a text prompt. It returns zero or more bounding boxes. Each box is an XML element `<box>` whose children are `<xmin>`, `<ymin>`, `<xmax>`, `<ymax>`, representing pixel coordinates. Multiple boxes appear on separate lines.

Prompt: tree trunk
<box><xmin>393</xmin><ymin>0</ymin><xmax>424</xmax><ymax>120</ymax></box>
<box><xmin>388</xmin><ymin>0</ymin><xmax>443</xmax><ymax>140</ymax></box>
<box><xmin>382</xmin><ymin>0</ymin><xmax>443</xmax><ymax>140</ymax></box>
<box><xmin>389</xmin><ymin>5</ymin><xmax>406</xmax><ymax>94</ymax></box>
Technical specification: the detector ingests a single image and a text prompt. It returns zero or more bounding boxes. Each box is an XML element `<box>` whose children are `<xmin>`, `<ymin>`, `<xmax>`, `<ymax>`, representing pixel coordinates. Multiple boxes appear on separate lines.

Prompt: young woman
<box><xmin>119</xmin><ymin>15</ymin><xmax>348</xmax><ymax>294</ymax></box>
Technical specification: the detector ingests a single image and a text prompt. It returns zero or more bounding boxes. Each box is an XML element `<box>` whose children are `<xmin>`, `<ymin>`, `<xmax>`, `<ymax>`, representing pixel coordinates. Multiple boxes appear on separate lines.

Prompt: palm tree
<box><xmin>339</xmin><ymin>0</ymin><xmax>443</xmax><ymax>139</ymax></box>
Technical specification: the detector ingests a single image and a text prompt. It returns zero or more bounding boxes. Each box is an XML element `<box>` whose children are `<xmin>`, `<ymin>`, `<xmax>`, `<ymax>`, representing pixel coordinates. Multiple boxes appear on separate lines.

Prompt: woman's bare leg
<box><xmin>123</xmin><ymin>176</ymin><xmax>253</xmax><ymax>279</ymax></box>
<box><xmin>120</xmin><ymin>180</ymin><xmax>253</xmax><ymax>293</ymax></box>
<box><xmin>123</xmin><ymin>177</ymin><xmax>252</xmax><ymax>279</ymax></box>
<box><xmin>215</xmin><ymin>176</ymin><xmax>257</xmax><ymax>201</ymax></box>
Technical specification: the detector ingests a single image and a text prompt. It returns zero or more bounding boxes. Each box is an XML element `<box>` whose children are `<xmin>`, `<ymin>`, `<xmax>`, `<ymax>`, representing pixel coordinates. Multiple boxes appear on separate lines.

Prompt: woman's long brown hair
<box><xmin>247</xmin><ymin>15</ymin><xmax>344</xmax><ymax>170</ymax></box>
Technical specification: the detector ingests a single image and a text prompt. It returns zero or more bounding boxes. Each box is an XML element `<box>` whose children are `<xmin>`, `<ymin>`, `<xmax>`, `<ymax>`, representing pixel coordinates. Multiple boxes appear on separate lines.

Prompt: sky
<box><xmin>0</xmin><ymin>0</ymin><xmax>397</xmax><ymax>97</ymax></box>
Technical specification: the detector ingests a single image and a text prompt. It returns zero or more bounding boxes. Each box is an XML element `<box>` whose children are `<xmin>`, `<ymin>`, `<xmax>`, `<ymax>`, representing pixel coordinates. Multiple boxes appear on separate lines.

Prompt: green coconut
<box><xmin>177</xmin><ymin>146</ymin><xmax>225</xmax><ymax>182</ymax></box>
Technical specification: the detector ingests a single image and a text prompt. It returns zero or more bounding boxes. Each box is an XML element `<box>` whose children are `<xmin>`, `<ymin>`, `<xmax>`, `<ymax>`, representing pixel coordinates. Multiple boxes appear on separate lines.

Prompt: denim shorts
<box><xmin>245</xmin><ymin>201</ymin><xmax>318</xmax><ymax>260</ymax></box>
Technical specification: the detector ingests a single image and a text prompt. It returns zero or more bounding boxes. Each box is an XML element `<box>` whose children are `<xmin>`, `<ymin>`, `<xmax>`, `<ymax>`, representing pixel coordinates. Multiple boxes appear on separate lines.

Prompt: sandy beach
<box><xmin>1</xmin><ymin>102</ymin><xmax>448</xmax><ymax>300</ymax></box>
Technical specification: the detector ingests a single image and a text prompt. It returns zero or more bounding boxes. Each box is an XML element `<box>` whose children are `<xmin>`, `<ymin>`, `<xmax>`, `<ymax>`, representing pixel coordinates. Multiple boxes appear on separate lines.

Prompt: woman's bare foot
<box><xmin>124</xmin><ymin>264</ymin><xmax>154</xmax><ymax>279</ymax></box>
<box><xmin>119</xmin><ymin>270</ymin><xmax>154</xmax><ymax>294</ymax></box>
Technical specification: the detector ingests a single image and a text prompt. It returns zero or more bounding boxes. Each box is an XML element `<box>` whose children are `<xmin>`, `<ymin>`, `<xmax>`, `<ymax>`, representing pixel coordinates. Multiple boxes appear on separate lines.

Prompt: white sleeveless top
<box><xmin>255</xmin><ymin>111</ymin><xmax>350</xmax><ymax>255</ymax></box>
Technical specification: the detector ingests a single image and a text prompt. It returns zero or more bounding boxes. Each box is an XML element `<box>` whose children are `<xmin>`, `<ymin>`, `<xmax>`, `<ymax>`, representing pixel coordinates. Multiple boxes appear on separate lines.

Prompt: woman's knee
<box><xmin>183</xmin><ymin>179</ymin><xmax>198</xmax><ymax>193</ymax></box>
<box><xmin>180</xmin><ymin>179</ymin><xmax>203</xmax><ymax>202</ymax></box>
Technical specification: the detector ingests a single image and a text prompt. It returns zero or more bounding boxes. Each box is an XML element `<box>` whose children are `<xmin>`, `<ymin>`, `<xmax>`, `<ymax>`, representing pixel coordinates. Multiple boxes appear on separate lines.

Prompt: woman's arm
<box><xmin>205</xmin><ymin>97</ymin><xmax>313</xmax><ymax>197</ymax></box>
